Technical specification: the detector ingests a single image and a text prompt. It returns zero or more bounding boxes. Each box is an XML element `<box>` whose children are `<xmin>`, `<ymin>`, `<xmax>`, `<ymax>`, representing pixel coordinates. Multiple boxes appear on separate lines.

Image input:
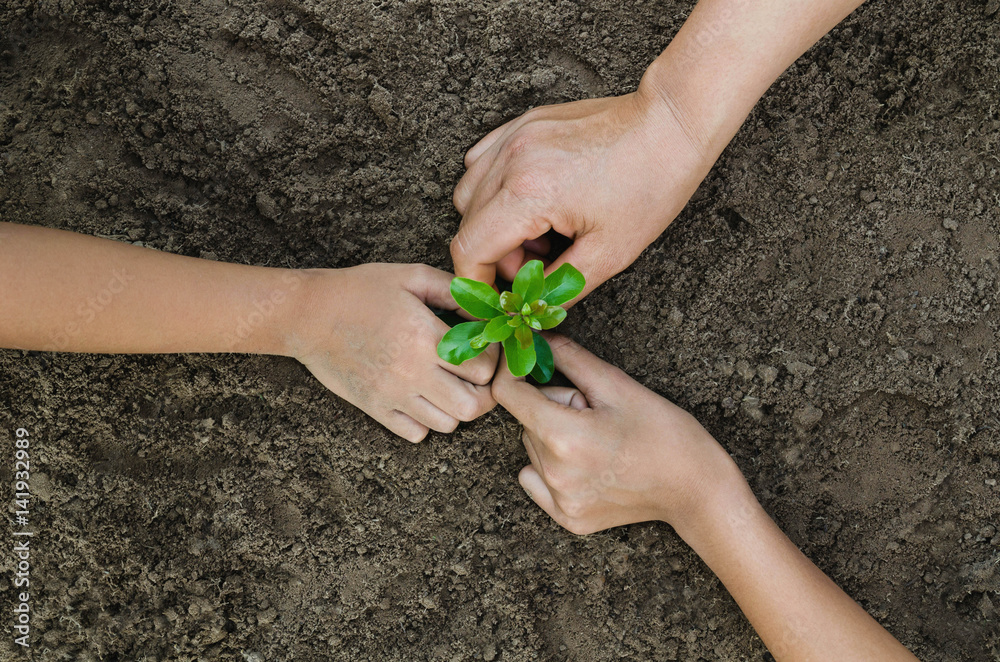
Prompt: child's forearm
<box><xmin>0</xmin><ymin>222</ymin><xmax>306</xmax><ymax>355</ymax></box>
<box><xmin>675</xmin><ymin>482</ymin><xmax>919</xmax><ymax>661</ymax></box>
<box><xmin>640</xmin><ymin>0</ymin><xmax>867</xmax><ymax>155</ymax></box>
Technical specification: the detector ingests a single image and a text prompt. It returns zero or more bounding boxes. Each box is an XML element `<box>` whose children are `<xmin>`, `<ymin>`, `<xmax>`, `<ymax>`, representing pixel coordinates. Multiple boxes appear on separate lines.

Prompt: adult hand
<box><xmin>451</xmin><ymin>85</ymin><xmax>716</xmax><ymax>305</ymax></box>
<box><xmin>492</xmin><ymin>334</ymin><xmax>919</xmax><ymax>660</ymax></box>
<box><xmin>491</xmin><ymin>333</ymin><xmax>744</xmax><ymax>534</ymax></box>
<box><xmin>291</xmin><ymin>264</ymin><xmax>498</xmax><ymax>442</ymax></box>
<box><xmin>452</xmin><ymin>0</ymin><xmax>870</xmax><ymax>306</ymax></box>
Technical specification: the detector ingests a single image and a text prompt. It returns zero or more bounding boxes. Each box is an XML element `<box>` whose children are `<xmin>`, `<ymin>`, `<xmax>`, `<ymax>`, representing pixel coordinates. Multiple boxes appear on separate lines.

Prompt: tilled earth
<box><xmin>0</xmin><ymin>0</ymin><xmax>998</xmax><ymax>660</ymax></box>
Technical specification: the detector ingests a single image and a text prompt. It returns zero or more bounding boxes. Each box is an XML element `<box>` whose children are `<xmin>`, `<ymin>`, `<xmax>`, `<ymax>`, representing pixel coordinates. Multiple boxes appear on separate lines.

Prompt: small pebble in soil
<box><xmin>758</xmin><ymin>365</ymin><xmax>779</xmax><ymax>385</ymax></box>
<box><xmin>256</xmin><ymin>191</ymin><xmax>279</xmax><ymax>220</ymax></box>
<box><xmin>742</xmin><ymin>397</ymin><xmax>764</xmax><ymax>422</ymax></box>
<box><xmin>942</xmin><ymin>218</ymin><xmax>959</xmax><ymax>231</ymax></box>
<box><xmin>793</xmin><ymin>405</ymin><xmax>824</xmax><ymax>430</ymax></box>
<box><xmin>785</xmin><ymin>360</ymin><xmax>815</xmax><ymax>377</ymax></box>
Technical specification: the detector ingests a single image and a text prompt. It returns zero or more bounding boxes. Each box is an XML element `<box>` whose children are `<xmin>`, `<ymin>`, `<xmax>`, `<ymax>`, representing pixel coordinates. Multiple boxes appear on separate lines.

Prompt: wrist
<box><xmin>223</xmin><ymin>266</ymin><xmax>319</xmax><ymax>357</ymax></box>
<box><xmin>277</xmin><ymin>268</ymin><xmax>339</xmax><ymax>359</ymax></box>
<box><xmin>669</xmin><ymin>461</ymin><xmax>765</xmax><ymax>557</ymax></box>
<box><xmin>636</xmin><ymin>50</ymin><xmax>756</xmax><ymax>166</ymax></box>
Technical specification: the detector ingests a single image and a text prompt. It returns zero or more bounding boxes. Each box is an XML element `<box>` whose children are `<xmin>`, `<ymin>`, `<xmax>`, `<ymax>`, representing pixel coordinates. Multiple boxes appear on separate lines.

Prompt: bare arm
<box><xmin>0</xmin><ymin>222</ymin><xmax>497</xmax><ymax>441</ymax></box>
<box><xmin>0</xmin><ymin>222</ymin><xmax>296</xmax><ymax>355</ymax></box>
<box><xmin>677</xmin><ymin>479</ymin><xmax>915</xmax><ymax>660</ymax></box>
<box><xmin>492</xmin><ymin>334</ymin><xmax>919</xmax><ymax>661</ymax></box>
<box><xmin>643</xmin><ymin>0</ymin><xmax>868</xmax><ymax>155</ymax></box>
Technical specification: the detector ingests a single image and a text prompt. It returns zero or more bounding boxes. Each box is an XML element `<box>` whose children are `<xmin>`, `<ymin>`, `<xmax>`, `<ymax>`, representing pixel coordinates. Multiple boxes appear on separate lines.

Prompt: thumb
<box><xmin>538</xmin><ymin>386</ymin><xmax>590</xmax><ymax>410</ymax></box>
<box><xmin>542</xmin><ymin>333</ymin><xmax>623</xmax><ymax>404</ymax></box>
<box><xmin>406</xmin><ymin>265</ymin><xmax>458</xmax><ymax>310</ymax></box>
<box><xmin>492</xmin><ymin>347</ymin><xmax>572</xmax><ymax>434</ymax></box>
<box><xmin>545</xmin><ymin>233</ymin><xmax>619</xmax><ymax>307</ymax></box>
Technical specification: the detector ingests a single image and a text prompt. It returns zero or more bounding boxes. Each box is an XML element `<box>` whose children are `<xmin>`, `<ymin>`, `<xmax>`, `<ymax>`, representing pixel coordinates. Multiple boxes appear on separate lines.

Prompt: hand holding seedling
<box><xmin>452</xmin><ymin>0</ymin><xmax>867</xmax><ymax>303</ymax></box>
<box><xmin>493</xmin><ymin>334</ymin><xmax>918</xmax><ymax>662</ymax></box>
<box><xmin>290</xmin><ymin>264</ymin><xmax>498</xmax><ymax>442</ymax></box>
<box><xmin>492</xmin><ymin>333</ymin><xmax>739</xmax><ymax>535</ymax></box>
<box><xmin>436</xmin><ymin>260</ymin><xmax>584</xmax><ymax>384</ymax></box>
<box><xmin>451</xmin><ymin>91</ymin><xmax>710</xmax><ymax>303</ymax></box>
<box><xmin>0</xmin><ymin>224</ymin><xmax>497</xmax><ymax>443</ymax></box>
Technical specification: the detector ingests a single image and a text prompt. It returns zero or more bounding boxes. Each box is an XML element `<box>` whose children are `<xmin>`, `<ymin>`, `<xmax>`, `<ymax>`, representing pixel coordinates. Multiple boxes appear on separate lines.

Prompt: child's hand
<box><xmin>290</xmin><ymin>264</ymin><xmax>498</xmax><ymax>442</ymax></box>
<box><xmin>491</xmin><ymin>333</ymin><xmax>746</xmax><ymax>535</ymax></box>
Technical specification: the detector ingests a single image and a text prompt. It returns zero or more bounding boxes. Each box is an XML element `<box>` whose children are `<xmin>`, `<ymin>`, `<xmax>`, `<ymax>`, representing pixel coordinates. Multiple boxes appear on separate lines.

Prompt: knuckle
<box><xmin>504</xmin><ymin>169</ymin><xmax>551</xmax><ymax>201</ymax></box>
<box><xmin>453</xmin><ymin>395</ymin><xmax>482</xmax><ymax>422</ymax></box>
<box><xmin>468</xmin><ymin>360</ymin><xmax>495</xmax><ymax>386</ymax></box>
<box><xmin>544</xmin><ymin>429</ymin><xmax>575</xmax><ymax>459</ymax></box>
<box><xmin>450</xmin><ymin>231</ymin><xmax>471</xmax><ymax>264</ymax></box>
<box><xmin>547</xmin><ymin>334</ymin><xmax>580</xmax><ymax>355</ymax></box>
<box><xmin>452</xmin><ymin>181</ymin><xmax>468</xmax><ymax>213</ymax></box>
<box><xmin>393</xmin><ymin>356</ymin><xmax>421</xmax><ymax>383</ymax></box>
<box><xmin>542</xmin><ymin>467</ymin><xmax>571</xmax><ymax>493</ymax></box>
<box><xmin>559</xmin><ymin>500</ymin><xmax>587</xmax><ymax>521</ymax></box>
<box><xmin>503</xmin><ymin>130</ymin><xmax>537</xmax><ymax>160</ymax></box>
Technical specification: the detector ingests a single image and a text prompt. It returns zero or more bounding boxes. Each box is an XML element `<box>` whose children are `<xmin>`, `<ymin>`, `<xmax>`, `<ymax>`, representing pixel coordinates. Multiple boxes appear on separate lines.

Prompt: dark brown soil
<box><xmin>1</xmin><ymin>1</ymin><xmax>998</xmax><ymax>660</ymax></box>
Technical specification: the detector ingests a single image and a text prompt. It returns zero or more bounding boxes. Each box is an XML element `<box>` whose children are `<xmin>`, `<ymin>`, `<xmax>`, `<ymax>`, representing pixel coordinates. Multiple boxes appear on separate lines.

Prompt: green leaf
<box><xmin>499</xmin><ymin>291</ymin><xmax>523</xmax><ymax>314</ymax></box>
<box><xmin>533</xmin><ymin>305</ymin><xmax>567</xmax><ymax>330</ymax></box>
<box><xmin>514</xmin><ymin>324</ymin><xmax>533</xmax><ymax>350</ymax></box>
<box><xmin>481</xmin><ymin>315</ymin><xmax>515</xmax><ymax>343</ymax></box>
<box><xmin>512</xmin><ymin>260</ymin><xmax>544</xmax><ymax>303</ymax></box>
<box><xmin>507</xmin><ymin>315</ymin><xmax>524</xmax><ymax>328</ymax></box>
<box><xmin>503</xmin><ymin>333</ymin><xmax>536</xmax><ymax>377</ymax></box>
<box><xmin>526</xmin><ymin>317</ymin><xmax>542</xmax><ymax>331</ymax></box>
<box><xmin>437</xmin><ymin>321</ymin><xmax>489</xmax><ymax>365</ymax></box>
<box><xmin>529</xmin><ymin>334</ymin><xmax>554</xmax><ymax>383</ymax></box>
<box><xmin>541</xmin><ymin>263</ymin><xmax>586</xmax><ymax>306</ymax></box>
<box><xmin>450</xmin><ymin>278</ymin><xmax>503</xmax><ymax>319</ymax></box>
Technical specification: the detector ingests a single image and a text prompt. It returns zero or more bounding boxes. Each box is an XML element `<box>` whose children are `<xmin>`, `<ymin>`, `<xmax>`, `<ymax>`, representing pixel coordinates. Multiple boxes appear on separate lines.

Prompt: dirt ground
<box><xmin>1</xmin><ymin>0</ymin><xmax>998</xmax><ymax>660</ymax></box>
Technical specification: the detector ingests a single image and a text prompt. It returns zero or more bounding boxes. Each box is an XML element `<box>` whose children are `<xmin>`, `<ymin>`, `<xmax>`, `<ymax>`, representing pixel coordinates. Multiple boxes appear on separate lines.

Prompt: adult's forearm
<box><xmin>640</xmin><ymin>0</ymin><xmax>867</xmax><ymax>157</ymax></box>
<box><xmin>0</xmin><ymin>223</ymin><xmax>305</xmax><ymax>355</ymax></box>
<box><xmin>674</xmin><ymin>481</ymin><xmax>918</xmax><ymax>661</ymax></box>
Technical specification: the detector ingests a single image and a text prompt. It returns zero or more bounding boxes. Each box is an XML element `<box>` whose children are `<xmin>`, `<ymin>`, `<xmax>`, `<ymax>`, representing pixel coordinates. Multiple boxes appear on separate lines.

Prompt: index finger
<box><xmin>492</xmin><ymin>348</ymin><xmax>574</xmax><ymax>435</ymax></box>
<box><xmin>450</xmin><ymin>193</ymin><xmax>551</xmax><ymax>286</ymax></box>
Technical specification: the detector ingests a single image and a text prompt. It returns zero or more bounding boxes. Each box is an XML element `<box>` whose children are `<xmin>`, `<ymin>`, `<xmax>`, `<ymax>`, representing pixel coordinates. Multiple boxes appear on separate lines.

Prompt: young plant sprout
<box><xmin>437</xmin><ymin>261</ymin><xmax>585</xmax><ymax>382</ymax></box>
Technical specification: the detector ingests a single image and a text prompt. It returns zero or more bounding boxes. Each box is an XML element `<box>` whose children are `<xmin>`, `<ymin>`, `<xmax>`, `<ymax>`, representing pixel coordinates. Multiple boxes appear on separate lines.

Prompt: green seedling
<box><xmin>437</xmin><ymin>261</ymin><xmax>585</xmax><ymax>382</ymax></box>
